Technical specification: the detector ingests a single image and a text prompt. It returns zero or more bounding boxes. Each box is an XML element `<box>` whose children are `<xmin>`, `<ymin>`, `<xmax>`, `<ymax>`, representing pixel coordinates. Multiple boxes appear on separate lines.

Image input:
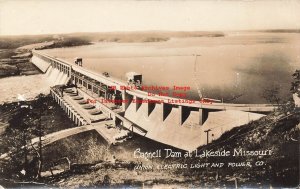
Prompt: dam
<box><xmin>31</xmin><ymin>50</ymin><xmax>276</xmax><ymax>151</ymax></box>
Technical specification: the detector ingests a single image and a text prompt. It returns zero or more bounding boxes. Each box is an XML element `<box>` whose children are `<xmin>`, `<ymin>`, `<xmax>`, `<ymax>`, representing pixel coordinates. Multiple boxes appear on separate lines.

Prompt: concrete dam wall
<box><xmin>31</xmin><ymin>55</ymin><xmax>51</xmax><ymax>73</ymax></box>
<box><xmin>31</xmin><ymin>50</ymin><xmax>272</xmax><ymax>151</ymax></box>
<box><xmin>31</xmin><ymin>55</ymin><xmax>70</xmax><ymax>86</ymax></box>
<box><xmin>123</xmin><ymin>100</ymin><xmax>265</xmax><ymax>151</ymax></box>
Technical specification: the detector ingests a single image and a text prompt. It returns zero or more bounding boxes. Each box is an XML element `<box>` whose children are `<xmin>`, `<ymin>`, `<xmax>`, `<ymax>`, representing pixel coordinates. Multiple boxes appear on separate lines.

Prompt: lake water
<box><xmin>42</xmin><ymin>32</ymin><xmax>300</xmax><ymax>103</ymax></box>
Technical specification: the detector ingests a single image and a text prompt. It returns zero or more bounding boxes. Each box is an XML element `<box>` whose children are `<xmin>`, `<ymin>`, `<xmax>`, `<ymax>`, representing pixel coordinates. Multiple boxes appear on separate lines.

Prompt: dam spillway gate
<box><xmin>31</xmin><ymin>50</ymin><xmax>276</xmax><ymax>151</ymax></box>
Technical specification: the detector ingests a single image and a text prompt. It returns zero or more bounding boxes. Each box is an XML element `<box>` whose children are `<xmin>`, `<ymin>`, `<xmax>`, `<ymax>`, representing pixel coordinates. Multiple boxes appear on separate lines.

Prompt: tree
<box><xmin>291</xmin><ymin>70</ymin><xmax>300</xmax><ymax>97</ymax></box>
<box><xmin>4</xmin><ymin>105</ymin><xmax>33</xmax><ymax>179</ymax></box>
<box><xmin>30</xmin><ymin>93</ymin><xmax>49</xmax><ymax>179</ymax></box>
<box><xmin>262</xmin><ymin>84</ymin><xmax>281</xmax><ymax>106</ymax></box>
<box><xmin>2</xmin><ymin>94</ymin><xmax>50</xmax><ymax>180</ymax></box>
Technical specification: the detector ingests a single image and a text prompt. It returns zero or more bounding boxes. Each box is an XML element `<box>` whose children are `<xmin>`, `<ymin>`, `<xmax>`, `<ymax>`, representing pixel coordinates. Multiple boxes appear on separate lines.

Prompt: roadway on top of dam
<box><xmin>34</xmin><ymin>50</ymin><xmax>276</xmax><ymax>113</ymax></box>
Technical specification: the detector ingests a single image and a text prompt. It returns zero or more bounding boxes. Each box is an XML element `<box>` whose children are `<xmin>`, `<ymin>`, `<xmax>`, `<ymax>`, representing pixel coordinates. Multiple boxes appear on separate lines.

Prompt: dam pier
<box><xmin>31</xmin><ymin>50</ymin><xmax>276</xmax><ymax>151</ymax></box>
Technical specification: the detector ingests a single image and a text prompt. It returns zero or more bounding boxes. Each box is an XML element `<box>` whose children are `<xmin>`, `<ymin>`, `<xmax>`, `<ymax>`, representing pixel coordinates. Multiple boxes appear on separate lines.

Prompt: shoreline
<box><xmin>0</xmin><ymin>33</ymin><xmax>299</xmax><ymax>188</ymax></box>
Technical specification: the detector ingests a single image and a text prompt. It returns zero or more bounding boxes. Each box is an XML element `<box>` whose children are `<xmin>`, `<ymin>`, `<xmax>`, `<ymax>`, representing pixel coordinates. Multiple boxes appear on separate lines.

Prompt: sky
<box><xmin>0</xmin><ymin>0</ymin><xmax>300</xmax><ymax>36</ymax></box>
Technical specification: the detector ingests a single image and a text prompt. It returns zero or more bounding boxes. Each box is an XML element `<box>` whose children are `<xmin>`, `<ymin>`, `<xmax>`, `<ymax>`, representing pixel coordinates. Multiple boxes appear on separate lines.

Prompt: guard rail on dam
<box><xmin>31</xmin><ymin>50</ymin><xmax>277</xmax><ymax>151</ymax></box>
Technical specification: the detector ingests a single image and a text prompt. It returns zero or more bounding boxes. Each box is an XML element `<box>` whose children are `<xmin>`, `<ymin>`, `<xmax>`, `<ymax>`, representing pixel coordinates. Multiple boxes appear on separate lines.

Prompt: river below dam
<box><xmin>0</xmin><ymin>74</ymin><xmax>50</xmax><ymax>104</ymax></box>
<box><xmin>41</xmin><ymin>32</ymin><xmax>300</xmax><ymax>104</ymax></box>
<box><xmin>0</xmin><ymin>66</ymin><xmax>70</xmax><ymax>104</ymax></box>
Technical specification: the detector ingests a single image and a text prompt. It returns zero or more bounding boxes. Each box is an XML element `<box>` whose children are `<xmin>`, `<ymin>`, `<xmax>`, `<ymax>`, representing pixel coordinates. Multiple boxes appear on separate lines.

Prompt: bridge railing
<box><xmin>35</xmin><ymin>50</ymin><xmax>277</xmax><ymax>112</ymax></box>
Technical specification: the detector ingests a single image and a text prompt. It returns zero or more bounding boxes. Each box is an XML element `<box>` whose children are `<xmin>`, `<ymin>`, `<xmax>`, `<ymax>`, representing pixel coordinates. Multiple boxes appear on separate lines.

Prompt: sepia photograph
<box><xmin>0</xmin><ymin>0</ymin><xmax>299</xmax><ymax>188</ymax></box>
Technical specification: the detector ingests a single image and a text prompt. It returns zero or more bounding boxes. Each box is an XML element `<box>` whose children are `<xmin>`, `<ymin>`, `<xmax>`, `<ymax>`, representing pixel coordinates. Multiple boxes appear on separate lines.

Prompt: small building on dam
<box><xmin>31</xmin><ymin>50</ymin><xmax>276</xmax><ymax>151</ymax></box>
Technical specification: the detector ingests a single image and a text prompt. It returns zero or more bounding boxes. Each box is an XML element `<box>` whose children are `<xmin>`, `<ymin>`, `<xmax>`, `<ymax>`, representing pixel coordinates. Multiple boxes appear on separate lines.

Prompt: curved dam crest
<box><xmin>30</xmin><ymin>50</ymin><xmax>271</xmax><ymax>151</ymax></box>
